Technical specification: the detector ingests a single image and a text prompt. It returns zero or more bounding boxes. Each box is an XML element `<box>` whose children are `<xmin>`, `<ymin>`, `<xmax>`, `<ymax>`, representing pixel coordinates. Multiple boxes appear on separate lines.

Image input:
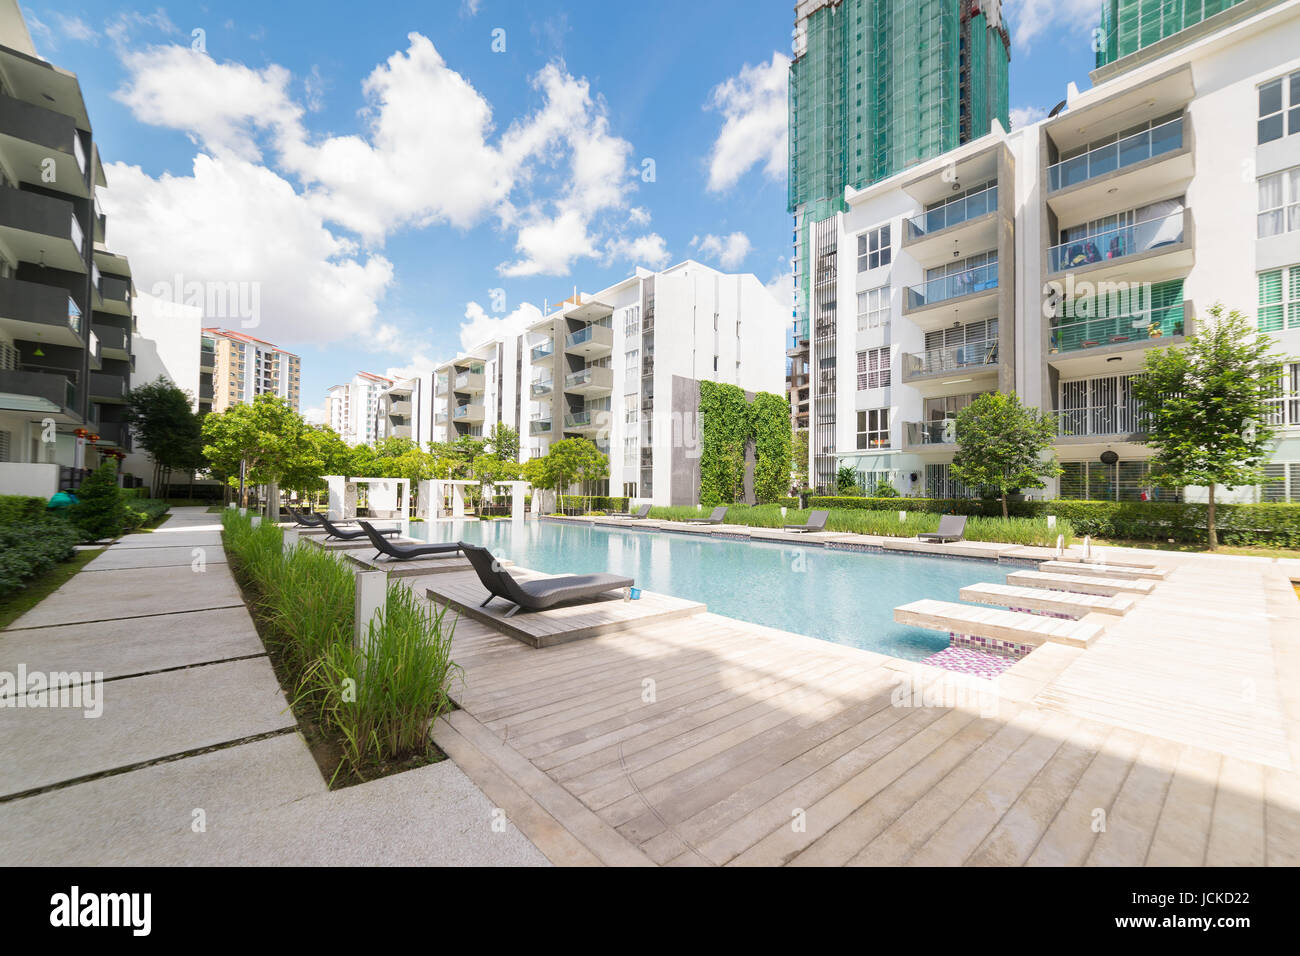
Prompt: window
<box><xmin>1058</xmin><ymin>460</ymin><xmax>1181</xmax><ymax>502</ymax></box>
<box><xmin>1258</xmin><ymin>167</ymin><xmax>1300</xmax><ymax>237</ymax></box>
<box><xmin>0</xmin><ymin>429</ymin><xmax>9</xmax><ymax>462</ymax></box>
<box><xmin>856</xmin><ymin>286</ymin><xmax>890</xmax><ymax>331</ymax></box>
<box><xmin>925</xmin><ymin>463</ymin><xmax>973</xmax><ymax>498</ymax></box>
<box><xmin>856</xmin><ymin>224</ymin><xmax>891</xmax><ymax>272</ymax></box>
<box><xmin>623</xmin><ymin>482</ymin><xmax>638</xmax><ymax>499</ymax></box>
<box><xmin>856</xmin><ymin>408</ymin><xmax>890</xmax><ymax>449</ymax></box>
<box><xmin>624</xmin><ymin>394</ymin><xmax>639</xmax><ymax>424</ymax></box>
<box><xmin>622</xmin><ymin>305</ymin><xmax>641</xmax><ymax>336</ymax></box>
<box><xmin>1258</xmin><ymin>71</ymin><xmax>1300</xmax><ymax>145</ymax></box>
<box><xmin>1261</xmin><ymin>462</ymin><xmax>1300</xmax><ymax>502</ymax></box>
<box><xmin>856</xmin><ymin>346</ymin><xmax>890</xmax><ymax>389</ymax></box>
<box><xmin>1265</xmin><ymin>363</ymin><xmax>1300</xmax><ymax>427</ymax></box>
<box><xmin>623</xmin><ymin>436</ymin><xmax>638</xmax><ymax>466</ymax></box>
<box><xmin>1259</xmin><ymin>265</ymin><xmax>1300</xmax><ymax>332</ymax></box>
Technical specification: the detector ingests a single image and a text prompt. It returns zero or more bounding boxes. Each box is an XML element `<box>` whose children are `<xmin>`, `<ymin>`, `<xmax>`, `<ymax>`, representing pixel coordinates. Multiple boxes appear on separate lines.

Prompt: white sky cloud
<box><xmin>458</xmin><ymin>300</ymin><xmax>544</xmax><ymax>351</ymax></box>
<box><xmin>1004</xmin><ymin>0</ymin><xmax>1101</xmax><ymax>51</ymax></box>
<box><xmin>705</xmin><ymin>53</ymin><xmax>789</xmax><ymax>193</ymax></box>
<box><xmin>604</xmin><ymin>233</ymin><xmax>670</xmax><ymax>271</ymax></box>
<box><xmin>1009</xmin><ymin>105</ymin><xmax>1049</xmax><ymax>131</ymax></box>
<box><xmin>691</xmin><ymin>232</ymin><xmax>752</xmax><ymax>270</ymax></box>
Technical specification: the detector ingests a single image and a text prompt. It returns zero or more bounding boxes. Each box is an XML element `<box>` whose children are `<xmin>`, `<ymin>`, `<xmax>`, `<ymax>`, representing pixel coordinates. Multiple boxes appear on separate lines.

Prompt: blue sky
<box><xmin>21</xmin><ymin>0</ymin><xmax>1103</xmax><ymax>421</ymax></box>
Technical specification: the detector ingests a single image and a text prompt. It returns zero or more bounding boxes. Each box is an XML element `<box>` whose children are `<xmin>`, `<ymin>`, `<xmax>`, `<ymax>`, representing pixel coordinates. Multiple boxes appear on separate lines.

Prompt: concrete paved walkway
<box><xmin>0</xmin><ymin>507</ymin><xmax>546</xmax><ymax>866</ymax></box>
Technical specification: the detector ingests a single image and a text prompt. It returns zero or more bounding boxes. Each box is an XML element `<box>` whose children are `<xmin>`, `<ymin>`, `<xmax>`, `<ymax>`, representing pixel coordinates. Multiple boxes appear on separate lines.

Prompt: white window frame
<box><xmin>1257</xmin><ymin>166</ymin><xmax>1300</xmax><ymax>238</ymax></box>
<box><xmin>856</xmin><ymin>286</ymin><xmax>891</xmax><ymax>331</ymax></box>
<box><xmin>856</xmin><ymin>408</ymin><xmax>890</xmax><ymax>450</ymax></box>
<box><xmin>856</xmin><ymin>346</ymin><xmax>890</xmax><ymax>390</ymax></box>
<box><xmin>1258</xmin><ymin>70</ymin><xmax>1300</xmax><ymax>145</ymax></box>
<box><xmin>856</xmin><ymin>224</ymin><xmax>892</xmax><ymax>272</ymax></box>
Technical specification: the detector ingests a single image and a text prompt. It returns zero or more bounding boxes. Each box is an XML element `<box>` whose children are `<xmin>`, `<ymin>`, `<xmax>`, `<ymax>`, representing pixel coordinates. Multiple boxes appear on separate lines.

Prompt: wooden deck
<box><xmin>958</xmin><ymin>582</ymin><xmax>1136</xmax><ymax>617</ymax></box>
<box><xmin>412</xmin><ymin>546</ymin><xmax>1300</xmax><ymax>866</ymax></box>
<box><xmin>895</xmin><ymin>599</ymin><xmax>1106</xmax><ymax>649</ymax></box>
<box><xmin>1006</xmin><ymin>569</ymin><xmax>1157</xmax><ymax>596</ymax></box>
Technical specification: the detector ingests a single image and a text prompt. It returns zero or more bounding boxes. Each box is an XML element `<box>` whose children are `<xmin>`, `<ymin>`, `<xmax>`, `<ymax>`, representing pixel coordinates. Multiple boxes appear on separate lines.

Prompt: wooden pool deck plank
<box><xmin>416</xmin><ymin>543</ymin><xmax>1300</xmax><ymax>866</ymax></box>
<box><xmin>1038</xmin><ymin>560</ymin><xmax>1168</xmax><ymax>580</ymax></box>
<box><xmin>1006</xmin><ymin>569</ymin><xmax>1157</xmax><ymax>595</ymax></box>
<box><xmin>894</xmin><ymin>599</ymin><xmax>1106</xmax><ymax>649</ymax></box>
<box><xmin>959</xmin><ymin>583</ymin><xmax>1136</xmax><ymax>617</ymax></box>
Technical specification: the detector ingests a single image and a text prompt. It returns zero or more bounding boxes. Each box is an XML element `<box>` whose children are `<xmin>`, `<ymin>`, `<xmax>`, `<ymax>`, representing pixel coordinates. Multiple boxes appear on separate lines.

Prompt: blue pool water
<box><xmin>412</xmin><ymin>519</ymin><xmax>1009</xmax><ymax>662</ymax></box>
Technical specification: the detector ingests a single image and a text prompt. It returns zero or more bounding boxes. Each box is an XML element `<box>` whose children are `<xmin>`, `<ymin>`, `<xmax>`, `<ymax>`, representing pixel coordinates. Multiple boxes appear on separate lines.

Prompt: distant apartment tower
<box><xmin>526</xmin><ymin>261</ymin><xmax>787</xmax><ymax>506</ymax></box>
<box><xmin>204</xmin><ymin>328</ymin><xmax>301</xmax><ymax>413</ymax></box>
<box><xmin>327</xmin><ymin>371</ymin><xmax>391</xmax><ymax>446</ymax></box>
<box><xmin>375</xmin><ymin>376</ymin><xmax>425</xmax><ymax>444</ymax></box>
<box><xmin>0</xmin><ymin>0</ymin><xmax>142</xmax><ymax>495</ymax></box>
<box><xmin>788</xmin><ymin>0</ymin><xmax>1010</xmax><ymax>490</ymax></box>
<box><xmin>433</xmin><ymin>336</ymin><xmax>532</xmax><ymax>451</ymax></box>
<box><xmin>1093</xmin><ymin>0</ymin><xmax>1278</xmax><ymax>77</ymax></box>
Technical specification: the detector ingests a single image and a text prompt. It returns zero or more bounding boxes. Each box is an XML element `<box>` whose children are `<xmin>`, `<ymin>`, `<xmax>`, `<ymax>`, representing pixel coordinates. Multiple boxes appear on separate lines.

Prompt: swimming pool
<box><xmin>411</xmin><ymin>519</ymin><xmax>1011</xmax><ymax>662</ymax></box>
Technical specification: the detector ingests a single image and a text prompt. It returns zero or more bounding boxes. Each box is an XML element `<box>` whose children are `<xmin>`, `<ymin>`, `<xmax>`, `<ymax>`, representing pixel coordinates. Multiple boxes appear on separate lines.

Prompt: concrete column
<box><xmin>354</xmin><ymin>570</ymin><xmax>386</xmax><ymax>652</ymax></box>
<box><xmin>283</xmin><ymin>528</ymin><xmax>299</xmax><ymax>554</ymax></box>
<box><xmin>265</xmin><ymin>481</ymin><xmax>280</xmax><ymax>522</ymax></box>
<box><xmin>325</xmin><ymin>476</ymin><xmax>346</xmax><ymax>520</ymax></box>
<box><xmin>451</xmin><ymin>483</ymin><xmax>465</xmax><ymax>518</ymax></box>
<box><xmin>417</xmin><ymin>479</ymin><xmax>435</xmax><ymax>520</ymax></box>
<box><xmin>511</xmin><ymin>483</ymin><xmax>526</xmax><ymax>522</ymax></box>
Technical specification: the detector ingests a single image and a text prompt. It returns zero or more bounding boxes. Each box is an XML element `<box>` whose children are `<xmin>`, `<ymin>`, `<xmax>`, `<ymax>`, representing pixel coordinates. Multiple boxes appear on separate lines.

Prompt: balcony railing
<box><xmin>905</xmin><ymin>421</ymin><xmax>957</xmax><ymax>446</ymax></box>
<box><xmin>564</xmin><ymin>366</ymin><xmax>612</xmax><ymax>390</ymax></box>
<box><xmin>0</xmin><ymin>369</ymin><xmax>76</xmax><ymax>411</ymax></box>
<box><xmin>529</xmin><ymin>418</ymin><xmax>552</xmax><ymax>436</ymax></box>
<box><xmin>1050</xmin><ymin>305</ymin><xmax>1185</xmax><ymax>354</ymax></box>
<box><xmin>1055</xmin><ymin>406</ymin><xmax>1148</xmax><ymax>438</ymax></box>
<box><xmin>1048</xmin><ymin>209</ymin><xmax>1184</xmax><ymax>273</ymax></box>
<box><xmin>905</xmin><ymin>262</ymin><xmax>998</xmax><ymax>309</ymax></box>
<box><xmin>531</xmin><ymin>342</ymin><xmax>554</xmax><ymax>362</ymax></box>
<box><xmin>905</xmin><ymin>184</ymin><xmax>997</xmax><ymax>240</ymax></box>
<box><xmin>530</xmin><ymin>378</ymin><xmax>554</xmax><ymax>398</ymax></box>
<box><xmin>902</xmin><ymin>342</ymin><xmax>998</xmax><ymax>377</ymax></box>
<box><xmin>564</xmin><ymin>410</ymin><xmax>595</xmax><ymax>429</ymax></box>
<box><xmin>1048</xmin><ymin>116</ymin><xmax>1184</xmax><ymax>192</ymax></box>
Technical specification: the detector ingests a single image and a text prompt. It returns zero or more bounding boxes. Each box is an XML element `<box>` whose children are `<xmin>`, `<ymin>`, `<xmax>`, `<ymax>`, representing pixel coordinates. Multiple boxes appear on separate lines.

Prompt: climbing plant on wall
<box><xmin>698</xmin><ymin>381</ymin><xmax>750</xmax><ymax>506</ymax></box>
<box><xmin>697</xmin><ymin>382</ymin><xmax>791</xmax><ymax>506</ymax></box>
<box><xmin>749</xmin><ymin>391</ymin><xmax>792</xmax><ymax>504</ymax></box>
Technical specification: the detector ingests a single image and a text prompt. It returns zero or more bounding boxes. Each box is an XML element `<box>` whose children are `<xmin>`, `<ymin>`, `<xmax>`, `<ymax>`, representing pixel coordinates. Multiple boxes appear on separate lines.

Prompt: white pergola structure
<box><xmin>483</xmin><ymin>480</ymin><xmax>531</xmax><ymax>521</ymax></box>
<box><xmin>417</xmin><ymin>479</ymin><xmax>479</xmax><ymax>519</ymax></box>
<box><xmin>324</xmin><ymin>476</ymin><xmax>409</xmax><ymax>527</ymax></box>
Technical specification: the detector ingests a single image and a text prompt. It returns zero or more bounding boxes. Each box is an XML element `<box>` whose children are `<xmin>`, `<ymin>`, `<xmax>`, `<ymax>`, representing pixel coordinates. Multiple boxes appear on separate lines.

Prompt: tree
<box><xmin>124</xmin><ymin>376</ymin><xmax>202</xmax><ymax>496</ymax></box>
<box><xmin>1131</xmin><ymin>305</ymin><xmax>1287</xmax><ymax>549</ymax></box>
<box><xmin>541</xmin><ymin>438</ymin><xmax>608</xmax><ymax>513</ymax></box>
<box><xmin>201</xmin><ymin>394</ymin><xmax>316</xmax><ymax>508</ymax></box>
<box><xmin>791</xmin><ymin>430</ymin><xmax>810</xmax><ymax>491</ymax></box>
<box><xmin>950</xmin><ymin>391</ymin><xmax>1061</xmax><ymax>518</ymax></box>
<box><xmin>486</xmin><ymin>422</ymin><xmax>520</xmax><ymax>462</ymax></box>
<box><xmin>70</xmin><ymin>460</ymin><xmax>126</xmax><ymax>540</ymax></box>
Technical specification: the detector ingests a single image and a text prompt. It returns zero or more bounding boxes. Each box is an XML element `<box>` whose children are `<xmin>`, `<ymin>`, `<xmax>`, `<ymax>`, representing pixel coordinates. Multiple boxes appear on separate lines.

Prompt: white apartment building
<box><xmin>804</xmin><ymin>0</ymin><xmax>1300</xmax><ymax>503</ymax></box>
<box><xmin>433</xmin><ymin>333</ymin><xmax>533</xmax><ymax>449</ymax></box>
<box><xmin>327</xmin><ymin>371</ymin><xmax>391</xmax><ymax>446</ymax></box>
<box><xmin>526</xmin><ymin>260</ymin><xmax>787</xmax><ymax>505</ymax></box>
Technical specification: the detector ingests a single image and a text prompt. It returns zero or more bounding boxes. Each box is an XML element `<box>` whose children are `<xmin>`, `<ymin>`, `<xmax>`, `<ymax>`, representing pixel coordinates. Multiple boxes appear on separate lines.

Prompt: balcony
<box><xmin>388</xmin><ymin>399</ymin><xmax>411</xmax><ymax>417</ymax></box>
<box><xmin>0</xmin><ymin>276</ymin><xmax>83</xmax><ymax>347</ymax></box>
<box><xmin>903</xmin><ymin>184</ymin><xmax>999</xmax><ymax>268</ymax></box>
<box><xmin>93</xmin><ymin>196</ymin><xmax>106</xmax><ymax>244</ymax></box>
<box><xmin>199</xmin><ymin>345</ymin><xmax>216</xmax><ymax>371</ymax></box>
<box><xmin>0</xmin><ymin>93</ymin><xmax>88</xmax><ymax>197</ymax></box>
<box><xmin>90</xmin><ymin>370</ymin><xmax>127</xmax><ymax>403</ymax></box>
<box><xmin>530</xmin><ymin>378</ymin><xmax>554</xmax><ymax>399</ymax></box>
<box><xmin>902</xmin><ymin>262</ymin><xmax>998</xmax><ymax>324</ymax></box>
<box><xmin>435</xmin><ymin>412</ymin><xmax>449</xmax><ymax>425</ymax></box>
<box><xmin>453</xmin><ymin>370</ymin><xmax>485</xmax><ymax>393</ymax></box>
<box><xmin>1049</xmin><ymin>303</ymin><xmax>1189</xmax><ymax>375</ymax></box>
<box><xmin>529</xmin><ymin>417</ymin><xmax>553</xmax><ymax>436</ymax></box>
<box><xmin>452</xmin><ymin>403</ymin><xmax>484</xmax><ymax>424</ymax></box>
<box><xmin>531</xmin><ymin>341</ymin><xmax>554</xmax><ymax>363</ymax></box>
<box><xmin>564</xmin><ymin>323</ymin><xmax>614</xmax><ymax>358</ymax></box>
<box><xmin>1047</xmin><ymin>208</ymin><xmax>1192</xmax><ymax>284</ymax></box>
<box><xmin>0</xmin><ymin>188</ymin><xmax>85</xmax><ymax>271</ymax></box>
<box><xmin>1047</xmin><ymin>115</ymin><xmax>1193</xmax><ymax>223</ymax></box>
<box><xmin>93</xmin><ymin>322</ymin><xmax>130</xmax><ymax>360</ymax></box>
<box><xmin>563</xmin><ymin>410</ymin><xmax>602</xmax><ymax>434</ymax></box>
<box><xmin>389</xmin><ymin>424</ymin><xmax>412</xmax><ymax>439</ymax></box>
<box><xmin>93</xmin><ymin>421</ymin><xmax>131</xmax><ymax>449</ymax></box>
<box><xmin>901</xmin><ymin>342</ymin><xmax>999</xmax><ymax>387</ymax></box>
<box><xmin>564</xmin><ymin>365</ymin><xmax>613</xmax><ymax>395</ymax></box>
<box><xmin>904</xmin><ymin>420</ymin><xmax>958</xmax><ymax>450</ymax></box>
<box><xmin>1055</xmin><ymin>407</ymin><xmax>1147</xmax><ymax>443</ymax></box>
<box><xmin>435</xmin><ymin>375</ymin><xmax>450</xmax><ymax>394</ymax></box>
<box><xmin>0</xmin><ymin>368</ymin><xmax>78</xmax><ymax>419</ymax></box>
<box><xmin>199</xmin><ymin>381</ymin><xmax>214</xmax><ymax>401</ymax></box>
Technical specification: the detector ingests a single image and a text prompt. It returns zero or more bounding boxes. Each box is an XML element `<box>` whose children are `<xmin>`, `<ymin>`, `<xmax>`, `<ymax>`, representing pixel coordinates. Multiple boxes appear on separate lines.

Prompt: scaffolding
<box><xmin>1095</xmin><ymin>0</ymin><xmax>1252</xmax><ymax>69</ymax></box>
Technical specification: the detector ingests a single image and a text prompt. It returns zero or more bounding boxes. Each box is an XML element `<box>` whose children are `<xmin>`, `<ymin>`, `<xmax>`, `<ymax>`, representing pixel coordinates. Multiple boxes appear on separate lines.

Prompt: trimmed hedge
<box><xmin>0</xmin><ymin>495</ymin><xmax>48</xmax><ymax>526</ymax></box>
<box><xmin>807</xmin><ymin>496</ymin><xmax>1300</xmax><ymax>546</ymax></box>
<box><xmin>124</xmin><ymin>498</ymin><xmax>171</xmax><ymax>532</ymax></box>
<box><xmin>559</xmin><ymin>495</ymin><xmax>629</xmax><ymax>513</ymax></box>
<box><xmin>0</xmin><ymin>518</ymin><xmax>81</xmax><ymax>597</ymax></box>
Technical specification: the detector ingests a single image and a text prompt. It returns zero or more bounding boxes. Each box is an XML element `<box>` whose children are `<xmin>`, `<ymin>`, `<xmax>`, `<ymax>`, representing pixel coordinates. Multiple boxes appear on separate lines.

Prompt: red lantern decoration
<box><xmin>74</xmin><ymin>428</ymin><xmax>89</xmax><ymax>439</ymax></box>
<box><xmin>88</xmin><ymin>433</ymin><xmax>100</xmax><ymax>443</ymax></box>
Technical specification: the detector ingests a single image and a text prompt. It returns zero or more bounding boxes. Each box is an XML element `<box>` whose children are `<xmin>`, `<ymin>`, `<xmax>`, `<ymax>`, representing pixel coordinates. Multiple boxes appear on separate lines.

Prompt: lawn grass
<box><xmin>0</xmin><ymin>548</ymin><xmax>104</xmax><ymax>630</ymax></box>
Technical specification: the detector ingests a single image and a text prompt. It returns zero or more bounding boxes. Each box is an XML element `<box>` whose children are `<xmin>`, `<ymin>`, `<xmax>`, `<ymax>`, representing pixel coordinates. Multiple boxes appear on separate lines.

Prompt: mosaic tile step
<box><xmin>922</xmin><ymin>645</ymin><xmax>1020</xmax><ymax>680</ymax></box>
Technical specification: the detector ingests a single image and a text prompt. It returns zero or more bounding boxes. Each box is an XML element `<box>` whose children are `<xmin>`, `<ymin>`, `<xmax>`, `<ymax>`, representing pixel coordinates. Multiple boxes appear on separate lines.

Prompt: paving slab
<box><xmin>0</xmin><ymin>656</ymin><xmax>295</xmax><ymax>798</ymax></box>
<box><xmin>0</xmin><ymin>607</ymin><xmax>264</xmax><ymax>681</ymax></box>
<box><xmin>10</xmin><ymin>564</ymin><xmax>244</xmax><ymax>628</ymax></box>
<box><xmin>0</xmin><ymin>733</ymin><xmax>325</xmax><ymax>864</ymax></box>
<box><xmin>83</xmin><ymin>544</ymin><xmax>228</xmax><ymax>571</ymax></box>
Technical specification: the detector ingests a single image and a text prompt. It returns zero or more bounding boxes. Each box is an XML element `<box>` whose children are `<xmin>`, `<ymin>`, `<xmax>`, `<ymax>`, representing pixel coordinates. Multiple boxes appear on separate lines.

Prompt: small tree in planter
<box><xmin>70</xmin><ymin>460</ymin><xmax>127</xmax><ymax>541</ymax></box>
<box><xmin>950</xmin><ymin>392</ymin><xmax>1061</xmax><ymax>519</ymax></box>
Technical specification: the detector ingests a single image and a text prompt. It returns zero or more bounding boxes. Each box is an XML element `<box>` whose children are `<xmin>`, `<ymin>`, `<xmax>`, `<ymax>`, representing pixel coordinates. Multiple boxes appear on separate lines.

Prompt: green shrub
<box><xmin>0</xmin><ymin>518</ymin><xmax>81</xmax><ymax>597</ymax></box>
<box><xmin>69</xmin><ymin>461</ymin><xmax>127</xmax><ymax>541</ymax></box>
<box><xmin>221</xmin><ymin>510</ymin><xmax>458</xmax><ymax>780</ymax></box>
<box><xmin>123</xmin><ymin>498</ymin><xmax>171</xmax><ymax>532</ymax></box>
<box><xmin>0</xmin><ymin>495</ymin><xmax>48</xmax><ymax>526</ymax></box>
<box><xmin>559</xmin><ymin>495</ymin><xmax>629</xmax><ymax>513</ymax></box>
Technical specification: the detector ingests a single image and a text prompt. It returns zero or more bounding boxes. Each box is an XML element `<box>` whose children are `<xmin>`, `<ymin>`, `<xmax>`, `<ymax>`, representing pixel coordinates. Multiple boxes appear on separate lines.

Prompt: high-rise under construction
<box><xmin>785</xmin><ymin>0</ymin><xmax>1010</xmax><ymax>471</ymax></box>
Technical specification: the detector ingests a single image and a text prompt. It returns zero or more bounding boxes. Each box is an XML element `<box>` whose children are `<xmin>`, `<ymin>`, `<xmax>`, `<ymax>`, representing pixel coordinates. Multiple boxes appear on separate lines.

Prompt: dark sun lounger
<box><xmin>288</xmin><ymin>507</ymin><xmax>324</xmax><ymax>527</ymax></box>
<box><xmin>687</xmin><ymin>505</ymin><xmax>728</xmax><ymax>525</ymax></box>
<box><xmin>608</xmin><ymin>503</ymin><xmax>651</xmax><ymax>519</ymax></box>
<box><xmin>358</xmin><ymin>521</ymin><xmax>462</xmax><ymax>561</ymax></box>
<box><xmin>320</xmin><ymin>516</ymin><xmax>401</xmax><ymax>541</ymax></box>
<box><xmin>784</xmin><ymin>509</ymin><xmax>829</xmax><ymax>533</ymax></box>
<box><xmin>460</xmin><ymin>542</ymin><xmax>634</xmax><ymax>617</ymax></box>
<box><xmin>918</xmin><ymin>514</ymin><xmax>967</xmax><ymax>544</ymax></box>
